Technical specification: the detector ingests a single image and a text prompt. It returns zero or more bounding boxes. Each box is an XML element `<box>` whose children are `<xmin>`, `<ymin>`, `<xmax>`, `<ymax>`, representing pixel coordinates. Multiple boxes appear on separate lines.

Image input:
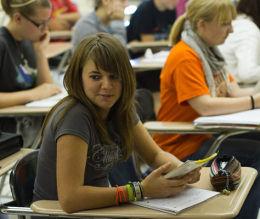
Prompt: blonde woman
<box><xmin>154</xmin><ymin>0</ymin><xmax>260</xmax><ymax>218</ymax></box>
<box><xmin>0</xmin><ymin>0</ymin><xmax>61</xmax><ymax>145</ymax></box>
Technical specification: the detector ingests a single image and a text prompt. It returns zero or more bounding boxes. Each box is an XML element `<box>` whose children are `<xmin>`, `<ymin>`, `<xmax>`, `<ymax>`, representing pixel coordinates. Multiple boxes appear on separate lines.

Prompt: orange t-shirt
<box><xmin>154</xmin><ymin>41</ymin><xmax>232</xmax><ymax>160</ymax></box>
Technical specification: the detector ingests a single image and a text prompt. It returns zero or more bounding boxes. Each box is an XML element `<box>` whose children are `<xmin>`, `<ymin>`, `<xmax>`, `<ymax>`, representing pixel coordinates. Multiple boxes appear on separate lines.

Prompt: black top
<box><xmin>0</xmin><ymin>27</ymin><xmax>37</xmax><ymax>133</ymax></box>
<box><xmin>0</xmin><ymin>27</ymin><xmax>37</xmax><ymax>92</ymax></box>
<box><xmin>127</xmin><ymin>0</ymin><xmax>176</xmax><ymax>42</ymax></box>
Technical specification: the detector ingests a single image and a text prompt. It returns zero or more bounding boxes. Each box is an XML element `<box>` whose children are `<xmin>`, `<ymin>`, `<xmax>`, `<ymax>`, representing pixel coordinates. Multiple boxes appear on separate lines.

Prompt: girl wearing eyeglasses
<box><xmin>0</xmin><ymin>0</ymin><xmax>61</xmax><ymax>145</ymax></box>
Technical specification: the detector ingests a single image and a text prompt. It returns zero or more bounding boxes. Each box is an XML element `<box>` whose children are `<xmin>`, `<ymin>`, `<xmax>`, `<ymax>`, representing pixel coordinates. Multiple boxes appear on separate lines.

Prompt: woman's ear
<box><xmin>196</xmin><ymin>19</ymin><xmax>205</xmax><ymax>30</ymax></box>
<box><xmin>12</xmin><ymin>12</ymin><xmax>23</xmax><ymax>25</ymax></box>
<box><xmin>196</xmin><ymin>19</ymin><xmax>206</xmax><ymax>35</ymax></box>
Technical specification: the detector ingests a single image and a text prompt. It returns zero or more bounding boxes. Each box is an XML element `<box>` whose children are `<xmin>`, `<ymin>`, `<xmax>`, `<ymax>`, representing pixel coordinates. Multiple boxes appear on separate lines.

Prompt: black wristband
<box><xmin>250</xmin><ymin>95</ymin><xmax>255</xmax><ymax>109</ymax></box>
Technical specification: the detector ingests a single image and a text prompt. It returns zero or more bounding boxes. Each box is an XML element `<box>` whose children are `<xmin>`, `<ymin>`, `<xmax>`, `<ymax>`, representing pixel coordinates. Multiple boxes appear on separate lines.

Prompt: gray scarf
<box><xmin>181</xmin><ymin>20</ymin><xmax>229</xmax><ymax>97</ymax></box>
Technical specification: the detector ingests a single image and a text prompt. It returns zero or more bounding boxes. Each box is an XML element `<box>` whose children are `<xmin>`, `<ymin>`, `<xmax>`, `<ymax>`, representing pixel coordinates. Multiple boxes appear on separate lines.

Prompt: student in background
<box><xmin>218</xmin><ymin>0</ymin><xmax>260</xmax><ymax>84</ymax></box>
<box><xmin>72</xmin><ymin>0</ymin><xmax>127</xmax><ymax>49</ymax></box>
<box><xmin>176</xmin><ymin>0</ymin><xmax>187</xmax><ymax>17</ymax></box>
<box><xmin>33</xmin><ymin>33</ymin><xmax>200</xmax><ymax>213</ymax></box>
<box><xmin>127</xmin><ymin>0</ymin><xmax>178</xmax><ymax>43</ymax></box>
<box><xmin>0</xmin><ymin>0</ymin><xmax>61</xmax><ymax>144</ymax></box>
<box><xmin>126</xmin><ymin>0</ymin><xmax>178</xmax><ymax>91</ymax></box>
<box><xmin>153</xmin><ymin>0</ymin><xmax>260</xmax><ymax>218</ymax></box>
<box><xmin>48</xmin><ymin>0</ymin><xmax>80</xmax><ymax>31</ymax></box>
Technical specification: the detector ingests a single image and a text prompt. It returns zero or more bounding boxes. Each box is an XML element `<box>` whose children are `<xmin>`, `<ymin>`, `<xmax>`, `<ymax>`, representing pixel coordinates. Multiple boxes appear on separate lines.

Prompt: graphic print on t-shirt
<box><xmin>16</xmin><ymin>56</ymin><xmax>37</xmax><ymax>89</ymax></box>
<box><xmin>88</xmin><ymin>143</ymin><xmax>123</xmax><ymax>171</ymax></box>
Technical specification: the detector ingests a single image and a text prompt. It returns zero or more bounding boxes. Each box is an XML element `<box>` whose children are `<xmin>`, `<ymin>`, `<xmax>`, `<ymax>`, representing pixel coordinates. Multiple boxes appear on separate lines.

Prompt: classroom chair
<box><xmin>0</xmin><ymin>150</ymin><xmax>38</xmax><ymax>217</ymax></box>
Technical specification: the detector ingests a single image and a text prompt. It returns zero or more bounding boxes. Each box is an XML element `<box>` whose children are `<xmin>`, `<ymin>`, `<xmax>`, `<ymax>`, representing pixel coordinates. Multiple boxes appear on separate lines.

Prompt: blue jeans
<box><xmin>187</xmin><ymin>134</ymin><xmax>260</xmax><ymax>219</ymax></box>
<box><xmin>108</xmin><ymin>156</ymin><xmax>141</xmax><ymax>186</ymax></box>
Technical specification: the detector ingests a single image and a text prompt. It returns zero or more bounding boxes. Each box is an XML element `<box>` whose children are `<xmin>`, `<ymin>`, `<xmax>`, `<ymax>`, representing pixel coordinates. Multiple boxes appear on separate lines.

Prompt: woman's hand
<box><xmin>30</xmin><ymin>83</ymin><xmax>61</xmax><ymax>101</ymax></box>
<box><xmin>33</xmin><ymin>31</ymin><xmax>50</xmax><ymax>52</ymax></box>
<box><xmin>141</xmin><ymin>162</ymin><xmax>201</xmax><ymax>199</ymax></box>
<box><xmin>108</xmin><ymin>0</ymin><xmax>126</xmax><ymax>20</ymax></box>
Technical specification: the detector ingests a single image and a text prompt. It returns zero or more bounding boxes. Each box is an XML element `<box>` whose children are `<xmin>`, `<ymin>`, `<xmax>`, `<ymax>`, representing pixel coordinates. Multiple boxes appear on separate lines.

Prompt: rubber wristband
<box><xmin>250</xmin><ymin>95</ymin><xmax>255</xmax><ymax>109</ymax></box>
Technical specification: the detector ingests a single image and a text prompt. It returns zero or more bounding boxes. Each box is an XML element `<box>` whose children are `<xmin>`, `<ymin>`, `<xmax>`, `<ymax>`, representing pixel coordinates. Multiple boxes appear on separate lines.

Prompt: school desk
<box><xmin>0</xmin><ymin>105</ymin><xmax>50</xmax><ymax>117</ymax></box>
<box><xmin>1</xmin><ymin>167</ymin><xmax>256</xmax><ymax>219</ymax></box>
<box><xmin>45</xmin><ymin>42</ymin><xmax>72</xmax><ymax>59</ymax></box>
<box><xmin>127</xmin><ymin>40</ymin><xmax>170</xmax><ymax>50</ymax></box>
<box><xmin>130</xmin><ymin>50</ymin><xmax>169</xmax><ymax>71</ymax></box>
<box><xmin>144</xmin><ymin>121</ymin><xmax>251</xmax><ymax>157</ymax></box>
<box><xmin>50</xmin><ymin>30</ymin><xmax>72</xmax><ymax>41</ymax></box>
<box><xmin>0</xmin><ymin>148</ymin><xmax>35</xmax><ymax>176</ymax></box>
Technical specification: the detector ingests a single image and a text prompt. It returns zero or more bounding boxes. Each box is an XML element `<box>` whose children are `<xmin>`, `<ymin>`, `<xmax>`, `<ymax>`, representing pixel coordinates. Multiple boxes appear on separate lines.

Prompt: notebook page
<box><xmin>26</xmin><ymin>91</ymin><xmax>67</xmax><ymax>107</ymax></box>
<box><xmin>133</xmin><ymin>187</ymin><xmax>219</xmax><ymax>215</ymax></box>
<box><xmin>194</xmin><ymin>109</ymin><xmax>260</xmax><ymax>126</ymax></box>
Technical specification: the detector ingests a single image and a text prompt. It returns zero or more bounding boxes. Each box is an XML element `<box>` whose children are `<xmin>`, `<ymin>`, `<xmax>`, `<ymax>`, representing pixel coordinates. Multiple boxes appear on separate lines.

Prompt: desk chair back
<box><xmin>135</xmin><ymin>88</ymin><xmax>156</xmax><ymax>122</ymax></box>
<box><xmin>9</xmin><ymin>150</ymin><xmax>39</xmax><ymax>207</ymax></box>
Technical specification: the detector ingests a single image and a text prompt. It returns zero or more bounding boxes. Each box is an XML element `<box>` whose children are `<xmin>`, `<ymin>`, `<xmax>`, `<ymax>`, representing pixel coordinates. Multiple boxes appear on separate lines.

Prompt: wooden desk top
<box><xmin>46</xmin><ymin>42</ymin><xmax>72</xmax><ymax>59</ymax></box>
<box><xmin>131</xmin><ymin>50</ymin><xmax>169</xmax><ymax>71</ymax></box>
<box><xmin>144</xmin><ymin>121</ymin><xmax>257</xmax><ymax>134</ymax></box>
<box><xmin>127</xmin><ymin>40</ymin><xmax>170</xmax><ymax>50</ymax></box>
<box><xmin>0</xmin><ymin>105</ymin><xmax>50</xmax><ymax>117</ymax></box>
<box><xmin>31</xmin><ymin>167</ymin><xmax>257</xmax><ymax>218</ymax></box>
<box><xmin>131</xmin><ymin>58</ymin><xmax>164</xmax><ymax>71</ymax></box>
<box><xmin>144</xmin><ymin>121</ymin><xmax>220</xmax><ymax>134</ymax></box>
<box><xmin>0</xmin><ymin>148</ymin><xmax>35</xmax><ymax>176</ymax></box>
<box><xmin>50</xmin><ymin>31</ymin><xmax>72</xmax><ymax>40</ymax></box>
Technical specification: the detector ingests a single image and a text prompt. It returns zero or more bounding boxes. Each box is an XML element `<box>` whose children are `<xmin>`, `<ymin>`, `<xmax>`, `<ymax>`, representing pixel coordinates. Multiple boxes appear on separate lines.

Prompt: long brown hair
<box><xmin>1</xmin><ymin>0</ymin><xmax>51</xmax><ymax>16</ymax></box>
<box><xmin>169</xmin><ymin>0</ymin><xmax>236</xmax><ymax>45</ymax></box>
<box><xmin>43</xmin><ymin>33</ymin><xmax>136</xmax><ymax>159</ymax></box>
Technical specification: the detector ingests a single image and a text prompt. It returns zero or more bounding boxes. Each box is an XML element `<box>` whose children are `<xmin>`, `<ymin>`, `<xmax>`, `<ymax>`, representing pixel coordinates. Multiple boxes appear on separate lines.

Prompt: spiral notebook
<box><xmin>133</xmin><ymin>187</ymin><xmax>219</xmax><ymax>215</ymax></box>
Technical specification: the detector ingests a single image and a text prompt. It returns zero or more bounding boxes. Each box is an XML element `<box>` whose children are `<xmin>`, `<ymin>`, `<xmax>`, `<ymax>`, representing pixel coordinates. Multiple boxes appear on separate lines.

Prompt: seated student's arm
<box><xmin>188</xmin><ymin>92</ymin><xmax>260</xmax><ymax>116</ymax></box>
<box><xmin>0</xmin><ymin>84</ymin><xmax>61</xmax><ymax>108</ymax></box>
<box><xmin>56</xmin><ymin>134</ymin><xmax>118</xmax><ymax>213</ymax></box>
<box><xmin>33</xmin><ymin>31</ymin><xmax>54</xmax><ymax>84</ymax></box>
<box><xmin>109</xmin><ymin>1</ymin><xmax>127</xmax><ymax>45</ymax></box>
<box><xmin>132</xmin><ymin>122</ymin><xmax>200</xmax><ymax>183</ymax></box>
<box><xmin>57</xmin><ymin>129</ymin><xmax>199</xmax><ymax>212</ymax></box>
<box><xmin>228</xmin><ymin>80</ymin><xmax>254</xmax><ymax>97</ymax></box>
<box><xmin>187</xmin><ymin>75</ymin><xmax>260</xmax><ymax>116</ymax></box>
<box><xmin>0</xmin><ymin>31</ymin><xmax>60</xmax><ymax>108</ymax></box>
<box><xmin>176</xmin><ymin>58</ymin><xmax>260</xmax><ymax>116</ymax></box>
<box><xmin>110</xmin><ymin>20</ymin><xmax>127</xmax><ymax>46</ymax></box>
<box><xmin>133</xmin><ymin>122</ymin><xmax>182</xmax><ymax>169</ymax></box>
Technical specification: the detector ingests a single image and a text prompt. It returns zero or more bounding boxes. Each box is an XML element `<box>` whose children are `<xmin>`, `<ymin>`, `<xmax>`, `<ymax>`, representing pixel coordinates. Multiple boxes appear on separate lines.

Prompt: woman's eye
<box><xmin>90</xmin><ymin>75</ymin><xmax>101</xmax><ymax>80</ymax></box>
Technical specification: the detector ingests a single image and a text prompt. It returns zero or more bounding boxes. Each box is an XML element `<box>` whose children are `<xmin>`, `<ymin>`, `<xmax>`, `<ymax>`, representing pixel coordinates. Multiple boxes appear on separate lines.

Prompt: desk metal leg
<box><xmin>0</xmin><ymin>173</ymin><xmax>7</xmax><ymax>195</ymax></box>
<box><xmin>204</xmin><ymin>131</ymin><xmax>249</xmax><ymax>158</ymax></box>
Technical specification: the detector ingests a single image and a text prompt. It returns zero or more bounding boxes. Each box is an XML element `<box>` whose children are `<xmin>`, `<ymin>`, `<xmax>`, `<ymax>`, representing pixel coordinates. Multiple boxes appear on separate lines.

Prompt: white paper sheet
<box><xmin>133</xmin><ymin>187</ymin><xmax>219</xmax><ymax>215</ymax></box>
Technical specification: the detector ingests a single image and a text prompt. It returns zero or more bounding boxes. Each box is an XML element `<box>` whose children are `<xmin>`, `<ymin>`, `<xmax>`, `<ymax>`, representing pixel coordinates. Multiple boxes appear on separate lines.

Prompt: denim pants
<box><xmin>187</xmin><ymin>134</ymin><xmax>260</xmax><ymax>219</ymax></box>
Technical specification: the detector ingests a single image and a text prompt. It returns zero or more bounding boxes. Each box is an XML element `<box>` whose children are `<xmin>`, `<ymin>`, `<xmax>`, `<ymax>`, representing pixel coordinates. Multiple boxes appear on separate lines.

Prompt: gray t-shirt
<box><xmin>72</xmin><ymin>11</ymin><xmax>126</xmax><ymax>49</ymax></box>
<box><xmin>33</xmin><ymin>100</ymin><xmax>138</xmax><ymax>201</ymax></box>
